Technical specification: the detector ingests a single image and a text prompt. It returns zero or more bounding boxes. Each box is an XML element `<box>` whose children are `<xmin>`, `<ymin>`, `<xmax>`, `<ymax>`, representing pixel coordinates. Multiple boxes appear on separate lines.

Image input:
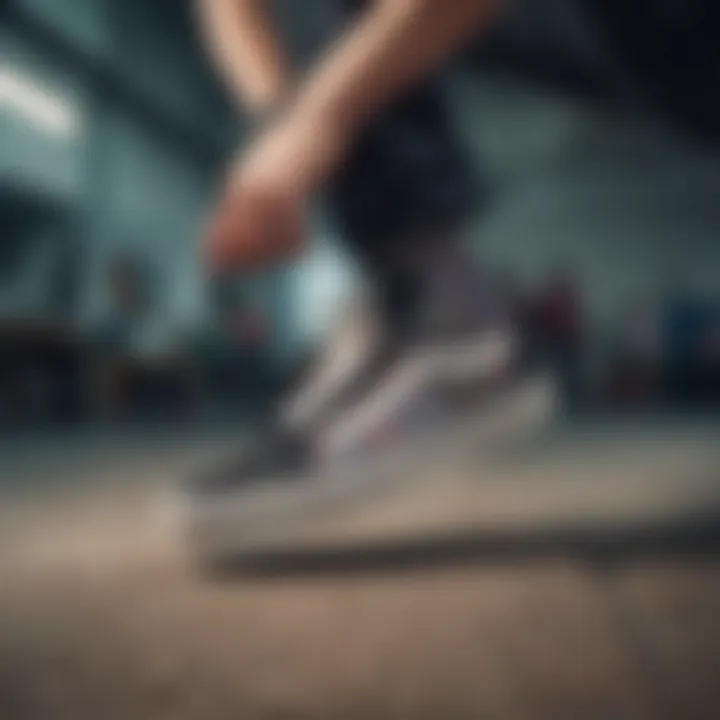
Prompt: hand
<box><xmin>205</xmin><ymin>107</ymin><xmax>351</xmax><ymax>274</ymax></box>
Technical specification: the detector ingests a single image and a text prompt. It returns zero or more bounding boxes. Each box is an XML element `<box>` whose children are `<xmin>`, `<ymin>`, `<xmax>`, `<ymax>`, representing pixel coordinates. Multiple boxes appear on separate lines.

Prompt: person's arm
<box><xmin>296</xmin><ymin>0</ymin><xmax>505</xmax><ymax>135</ymax></box>
<box><xmin>203</xmin><ymin>0</ymin><xmax>507</xmax><ymax>272</ymax></box>
<box><xmin>194</xmin><ymin>0</ymin><xmax>291</xmax><ymax>113</ymax></box>
<box><xmin>249</xmin><ymin>0</ymin><xmax>506</xmax><ymax>192</ymax></box>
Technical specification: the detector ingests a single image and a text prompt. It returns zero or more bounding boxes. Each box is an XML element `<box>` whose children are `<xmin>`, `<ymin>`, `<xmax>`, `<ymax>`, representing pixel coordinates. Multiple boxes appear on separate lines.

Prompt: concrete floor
<box><xmin>0</xmin><ymin>419</ymin><xmax>719</xmax><ymax>719</ymax></box>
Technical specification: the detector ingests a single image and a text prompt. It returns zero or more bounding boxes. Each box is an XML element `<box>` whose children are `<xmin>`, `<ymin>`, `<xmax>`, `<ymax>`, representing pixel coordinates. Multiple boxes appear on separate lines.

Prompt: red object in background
<box><xmin>705</xmin><ymin>325</ymin><xmax>720</xmax><ymax>361</ymax></box>
<box><xmin>539</xmin><ymin>280</ymin><xmax>583</xmax><ymax>344</ymax></box>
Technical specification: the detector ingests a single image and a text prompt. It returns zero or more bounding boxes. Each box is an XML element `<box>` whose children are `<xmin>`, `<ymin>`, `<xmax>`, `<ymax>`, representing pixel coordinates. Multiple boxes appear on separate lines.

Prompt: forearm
<box><xmin>295</xmin><ymin>0</ymin><xmax>505</xmax><ymax>132</ymax></box>
<box><xmin>195</xmin><ymin>0</ymin><xmax>291</xmax><ymax>113</ymax></box>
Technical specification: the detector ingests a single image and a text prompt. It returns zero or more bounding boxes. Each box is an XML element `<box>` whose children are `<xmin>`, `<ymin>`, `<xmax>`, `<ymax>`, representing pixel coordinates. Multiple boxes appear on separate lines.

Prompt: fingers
<box><xmin>204</xmin><ymin>185</ymin><xmax>307</xmax><ymax>274</ymax></box>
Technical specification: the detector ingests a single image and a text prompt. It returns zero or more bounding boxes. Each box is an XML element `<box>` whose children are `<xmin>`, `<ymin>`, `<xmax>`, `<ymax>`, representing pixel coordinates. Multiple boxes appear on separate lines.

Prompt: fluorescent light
<box><xmin>0</xmin><ymin>65</ymin><xmax>81</xmax><ymax>138</ymax></box>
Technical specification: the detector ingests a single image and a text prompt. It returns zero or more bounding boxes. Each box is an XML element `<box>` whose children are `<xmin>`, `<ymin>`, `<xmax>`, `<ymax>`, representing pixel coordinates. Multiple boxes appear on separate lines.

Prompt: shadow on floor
<box><xmin>207</xmin><ymin>511</ymin><xmax>720</xmax><ymax>581</ymax></box>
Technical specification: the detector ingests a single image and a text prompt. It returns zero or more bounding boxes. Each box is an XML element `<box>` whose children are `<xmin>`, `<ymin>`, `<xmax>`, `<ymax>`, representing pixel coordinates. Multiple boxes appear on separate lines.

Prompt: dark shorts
<box><xmin>324</xmin><ymin>80</ymin><xmax>485</xmax><ymax>267</ymax></box>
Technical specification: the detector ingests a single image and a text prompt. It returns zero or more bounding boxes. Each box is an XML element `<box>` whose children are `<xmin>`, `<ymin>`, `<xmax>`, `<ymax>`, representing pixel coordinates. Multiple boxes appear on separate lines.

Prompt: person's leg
<box><xmin>279</xmin><ymin>81</ymin><xmax>539</xmax><ymax>463</ymax></box>
<box><xmin>280</xmin><ymin>79</ymin><xmax>496</xmax><ymax>433</ymax></box>
<box><xmin>188</xmin><ymin>79</ymin><xmax>535</xmax><ymax>490</ymax></box>
<box><xmin>328</xmin><ymin>80</ymin><xmax>486</xmax><ymax>309</ymax></box>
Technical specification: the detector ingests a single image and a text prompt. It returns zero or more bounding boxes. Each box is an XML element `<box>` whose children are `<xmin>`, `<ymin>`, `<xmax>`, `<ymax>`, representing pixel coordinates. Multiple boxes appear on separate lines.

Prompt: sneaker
<box><xmin>184</xmin><ymin>257</ymin><xmax>505</xmax><ymax>497</ymax></box>
<box><xmin>179</xmin><ymin>365</ymin><xmax>556</xmax><ymax>562</ymax></box>
<box><xmin>176</xmin><ymin>257</ymin><xmax>557</xmax><ymax>559</ymax></box>
<box><xmin>182</xmin><ymin>287</ymin><xmax>399</xmax><ymax>500</ymax></box>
